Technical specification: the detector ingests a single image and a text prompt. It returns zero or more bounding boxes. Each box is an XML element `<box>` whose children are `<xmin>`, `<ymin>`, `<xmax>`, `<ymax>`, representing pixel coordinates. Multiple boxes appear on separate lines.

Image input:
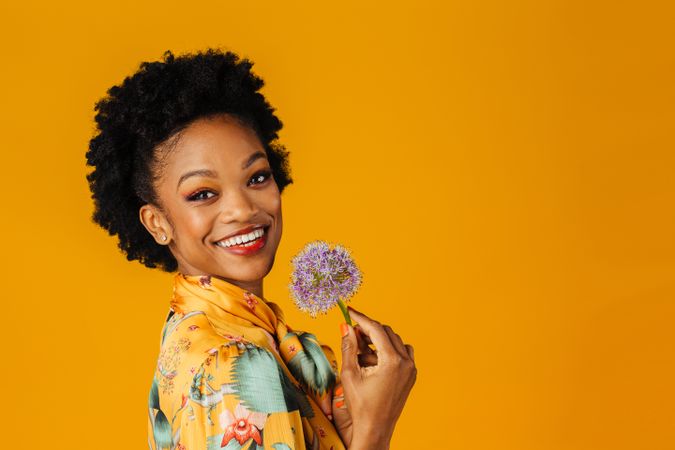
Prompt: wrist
<box><xmin>348</xmin><ymin>425</ymin><xmax>392</xmax><ymax>450</ymax></box>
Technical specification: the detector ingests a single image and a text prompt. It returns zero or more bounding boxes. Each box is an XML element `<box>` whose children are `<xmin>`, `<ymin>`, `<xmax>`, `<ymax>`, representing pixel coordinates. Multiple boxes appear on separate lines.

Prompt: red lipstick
<box><xmin>215</xmin><ymin>226</ymin><xmax>268</xmax><ymax>256</ymax></box>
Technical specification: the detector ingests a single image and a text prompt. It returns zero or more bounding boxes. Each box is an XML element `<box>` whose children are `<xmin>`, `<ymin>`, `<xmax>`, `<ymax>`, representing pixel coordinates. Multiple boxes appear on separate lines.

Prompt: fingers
<box><xmin>340</xmin><ymin>323</ymin><xmax>360</xmax><ymax>376</ymax></box>
<box><xmin>355</xmin><ymin>327</ymin><xmax>375</xmax><ymax>355</ymax></box>
<box><xmin>355</xmin><ymin>326</ymin><xmax>373</xmax><ymax>346</ymax></box>
<box><xmin>332</xmin><ymin>383</ymin><xmax>345</xmax><ymax>410</ymax></box>
<box><xmin>382</xmin><ymin>325</ymin><xmax>410</xmax><ymax>360</ymax></box>
<box><xmin>357</xmin><ymin>352</ymin><xmax>378</xmax><ymax>367</ymax></box>
<box><xmin>347</xmin><ymin>307</ymin><xmax>399</xmax><ymax>363</ymax></box>
<box><xmin>318</xmin><ymin>386</ymin><xmax>333</xmax><ymax>420</ymax></box>
<box><xmin>405</xmin><ymin>344</ymin><xmax>415</xmax><ymax>362</ymax></box>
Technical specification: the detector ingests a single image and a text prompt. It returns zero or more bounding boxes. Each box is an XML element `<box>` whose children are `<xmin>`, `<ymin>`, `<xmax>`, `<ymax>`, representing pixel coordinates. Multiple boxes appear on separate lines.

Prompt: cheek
<box><xmin>261</xmin><ymin>187</ymin><xmax>282</xmax><ymax>216</ymax></box>
<box><xmin>175</xmin><ymin>208</ymin><xmax>213</xmax><ymax>238</ymax></box>
<box><xmin>271</xmin><ymin>194</ymin><xmax>282</xmax><ymax>237</ymax></box>
<box><xmin>271</xmin><ymin>194</ymin><xmax>282</xmax><ymax>216</ymax></box>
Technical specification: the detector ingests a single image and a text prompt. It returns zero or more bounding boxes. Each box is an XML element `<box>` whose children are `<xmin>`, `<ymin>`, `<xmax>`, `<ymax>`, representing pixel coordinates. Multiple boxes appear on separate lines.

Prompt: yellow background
<box><xmin>1</xmin><ymin>1</ymin><xmax>674</xmax><ymax>449</ymax></box>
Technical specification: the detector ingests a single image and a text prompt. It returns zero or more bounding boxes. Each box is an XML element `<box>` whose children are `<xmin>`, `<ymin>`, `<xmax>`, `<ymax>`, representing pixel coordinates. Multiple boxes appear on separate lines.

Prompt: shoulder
<box><xmin>154</xmin><ymin>312</ymin><xmax>236</xmax><ymax>397</ymax></box>
<box><xmin>158</xmin><ymin>311</ymin><xmax>286</xmax><ymax>393</ymax></box>
<box><xmin>160</xmin><ymin>311</ymin><xmax>227</xmax><ymax>357</ymax></box>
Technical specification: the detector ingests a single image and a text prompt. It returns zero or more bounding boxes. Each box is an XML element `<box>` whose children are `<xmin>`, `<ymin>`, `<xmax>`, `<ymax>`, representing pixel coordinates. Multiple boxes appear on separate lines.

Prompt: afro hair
<box><xmin>85</xmin><ymin>48</ymin><xmax>293</xmax><ymax>272</ymax></box>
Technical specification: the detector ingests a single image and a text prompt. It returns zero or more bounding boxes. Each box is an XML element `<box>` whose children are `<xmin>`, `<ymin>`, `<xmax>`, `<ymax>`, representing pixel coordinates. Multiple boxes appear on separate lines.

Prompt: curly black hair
<box><xmin>85</xmin><ymin>48</ymin><xmax>293</xmax><ymax>273</ymax></box>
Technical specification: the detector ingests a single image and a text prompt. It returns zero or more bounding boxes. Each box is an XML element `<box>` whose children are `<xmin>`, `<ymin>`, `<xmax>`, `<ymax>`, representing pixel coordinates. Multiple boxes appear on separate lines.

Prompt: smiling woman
<box><xmin>85</xmin><ymin>48</ymin><xmax>416</xmax><ymax>450</ymax></box>
<box><xmin>137</xmin><ymin>115</ymin><xmax>283</xmax><ymax>296</ymax></box>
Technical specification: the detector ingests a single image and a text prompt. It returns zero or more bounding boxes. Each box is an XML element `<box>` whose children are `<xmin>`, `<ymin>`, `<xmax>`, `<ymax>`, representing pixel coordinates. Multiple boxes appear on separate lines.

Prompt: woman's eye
<box><xmin>186</xmin><ymin>190</ymin><xmax>215</xmax><ymax>202</ymax></box>
<box><xmin>249</xmin><ymin>170</ymin><xmax>272</xmax><ymax>186</ymax></box>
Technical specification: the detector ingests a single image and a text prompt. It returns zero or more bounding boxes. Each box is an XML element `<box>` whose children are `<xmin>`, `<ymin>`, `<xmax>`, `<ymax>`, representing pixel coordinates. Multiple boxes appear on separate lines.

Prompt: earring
<box><xmin>161</xmin><ymin>235</ymin><xmax>167</xmax><ymax>242</ymax></box>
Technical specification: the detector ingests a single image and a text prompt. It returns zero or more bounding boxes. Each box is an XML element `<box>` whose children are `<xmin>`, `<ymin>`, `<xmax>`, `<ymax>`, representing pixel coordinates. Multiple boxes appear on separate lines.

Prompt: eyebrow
<box><xmin>176</xmin><ymin>151</ymin><xmax>268</xmax><ymax>191</ymax></box>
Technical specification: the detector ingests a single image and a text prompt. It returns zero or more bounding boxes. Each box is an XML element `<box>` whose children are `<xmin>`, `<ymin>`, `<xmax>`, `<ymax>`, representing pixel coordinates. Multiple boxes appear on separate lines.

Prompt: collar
<box><xmin>169</xmin><ymin>273</ymin><xmax>281</xmax><ymax>337</ymax></box>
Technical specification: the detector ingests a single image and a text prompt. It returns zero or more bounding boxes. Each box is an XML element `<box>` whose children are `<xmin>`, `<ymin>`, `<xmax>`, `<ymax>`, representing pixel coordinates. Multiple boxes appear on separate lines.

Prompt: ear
<box><xmin>139</xmin><ymin>204</ymin><xmax>172</xmax><ymax>245</ymax></box>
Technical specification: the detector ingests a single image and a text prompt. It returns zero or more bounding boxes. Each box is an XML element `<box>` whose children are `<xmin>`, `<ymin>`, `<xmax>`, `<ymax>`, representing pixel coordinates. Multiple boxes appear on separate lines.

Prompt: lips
<box><xmin>214</xmin><ymin>224</ymin><xmax>267</xmax><ymax>243</ymax></box>
<box><xmin>215</xmin><ymin>228</ymin><xmax>268</xmax><ymax>255</ymax></box>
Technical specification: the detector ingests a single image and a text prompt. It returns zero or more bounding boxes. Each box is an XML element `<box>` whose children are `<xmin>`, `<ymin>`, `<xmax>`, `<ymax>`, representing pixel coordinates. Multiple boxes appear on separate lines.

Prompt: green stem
<box><xmin>337</xmin><ymin>299</ymin><xmax>352</xmax><ymax>326</ymax></box>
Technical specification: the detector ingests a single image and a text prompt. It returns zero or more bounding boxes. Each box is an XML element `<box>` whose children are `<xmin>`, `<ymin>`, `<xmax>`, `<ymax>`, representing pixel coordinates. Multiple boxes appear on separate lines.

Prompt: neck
<box><xmin>176</xmin><ymin>263</ymin><xmax>265</xmax><ymax>299</ymax></box>
<box><xmin>214</xmin><ymin>276</ymin><xmax>264</xmax><ymax>299</ymax></box>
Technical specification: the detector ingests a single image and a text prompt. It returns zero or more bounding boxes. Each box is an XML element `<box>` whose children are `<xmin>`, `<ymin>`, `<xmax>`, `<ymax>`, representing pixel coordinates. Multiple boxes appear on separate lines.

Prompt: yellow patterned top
<box><xmin>148</xmin><ymin>273</ymin><xmax>346</xmax><ymax>450</ymax></box>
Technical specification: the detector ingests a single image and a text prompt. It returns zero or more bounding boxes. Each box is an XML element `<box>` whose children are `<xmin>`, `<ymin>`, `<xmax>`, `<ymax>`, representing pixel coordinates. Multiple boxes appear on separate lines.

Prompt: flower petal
<box><xmin>219</xmin><ymin>409</ymin><xmax>235</xmax><ymax>429</ymax></box>
<box><xmin>234</xmin><ymin>401</ymin><xmax>249</xmax><ymax>419</ymax></box>
<box><xmin>248</xmin><ymin>411</ymin><xmax>267</xmax><ymax>430</ymax></box>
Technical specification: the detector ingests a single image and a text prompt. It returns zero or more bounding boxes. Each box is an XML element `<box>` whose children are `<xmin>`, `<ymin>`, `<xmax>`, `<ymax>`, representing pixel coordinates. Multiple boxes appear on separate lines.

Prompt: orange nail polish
<box><xmin>340</xmin><ymin>322</ymin><xmax>349</xmax><ymax>337</ymax></box>
<box><xmin>334</xmin><ymin>385</ymin><xmax>343</xmax><ymax>396</ymax></box>
<box><xmin>335</xmin><ymin>400</ymin><xmax>344</xmax><ymax>408</ymax></box>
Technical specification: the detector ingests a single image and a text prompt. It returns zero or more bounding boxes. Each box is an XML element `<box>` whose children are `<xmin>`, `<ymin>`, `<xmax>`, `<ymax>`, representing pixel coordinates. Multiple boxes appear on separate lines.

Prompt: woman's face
<box><xmin>140</xmin><ymin>113</ymin><xmax>283</xmax><ymax>291</ymax></box>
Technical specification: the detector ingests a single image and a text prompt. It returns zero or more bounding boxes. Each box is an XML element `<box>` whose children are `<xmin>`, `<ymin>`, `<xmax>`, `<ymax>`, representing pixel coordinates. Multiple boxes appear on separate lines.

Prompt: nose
<box><xmin>219</xmin><ymin>187</ymin><xmax>258</xmax><ymax>223</ymax></box>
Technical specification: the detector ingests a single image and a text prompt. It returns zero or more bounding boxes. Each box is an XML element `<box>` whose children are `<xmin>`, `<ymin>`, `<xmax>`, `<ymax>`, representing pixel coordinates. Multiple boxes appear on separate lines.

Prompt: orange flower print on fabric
<box><xmin>223</xmin><ymin>333</ymin><xmax>246</xmax><ymax>343</ymax></box>
<box><xmin>203</xmin><ymin>348</ymin><xmax>218</xmax><ymax>368</ymax></box>
<box><xmin>219</xmin><ymin>402</ymin><xmax>267</xmax><ymax>447</ymax></box>
<box><xmin>223</xmin><ymin>333</ymin><xmax>249</xmax><ymax>351</ymax></box>
<box><xmin>244</xmin><ymin>291</ymin><xmax>259</xmax><ymax>310</ymax></box>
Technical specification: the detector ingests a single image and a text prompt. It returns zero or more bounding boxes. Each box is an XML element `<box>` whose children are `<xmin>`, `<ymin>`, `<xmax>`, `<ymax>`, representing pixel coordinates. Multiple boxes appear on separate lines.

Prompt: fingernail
<box><xmin>334</xmin><ymin>385</ymin><xmax>343</xmax><ymax>396</ymax></box>
<box><xmin>335</xmin><ymin>400</ymin><xmax>344</xmax><ymax>408</ymax></box>
<box><xmin>340</xmin><ymin>322</ymin><xmax>349</xmax><ymax>337</ymax></box>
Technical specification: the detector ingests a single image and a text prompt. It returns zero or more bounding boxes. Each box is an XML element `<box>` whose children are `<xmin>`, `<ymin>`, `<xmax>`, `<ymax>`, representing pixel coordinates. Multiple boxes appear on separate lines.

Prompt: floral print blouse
<box><xmin>147</xmin><ymin>273</ymin><xmax>346</xmax><ymax>450</ymax></box>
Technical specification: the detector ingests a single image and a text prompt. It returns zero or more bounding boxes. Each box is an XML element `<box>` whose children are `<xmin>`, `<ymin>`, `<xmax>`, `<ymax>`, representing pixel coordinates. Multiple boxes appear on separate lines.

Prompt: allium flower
<box><xmin>289</xmin><ymin>240</ymin><xmax>362</xmax><ymax>322</ymax></box>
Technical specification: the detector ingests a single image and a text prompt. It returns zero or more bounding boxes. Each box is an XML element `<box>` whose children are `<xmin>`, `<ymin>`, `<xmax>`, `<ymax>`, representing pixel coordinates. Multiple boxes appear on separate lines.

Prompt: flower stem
<box><xmin>337</xmin><ymin>299</ymin><xmax>352</xmax><ymax>326</ymax></box>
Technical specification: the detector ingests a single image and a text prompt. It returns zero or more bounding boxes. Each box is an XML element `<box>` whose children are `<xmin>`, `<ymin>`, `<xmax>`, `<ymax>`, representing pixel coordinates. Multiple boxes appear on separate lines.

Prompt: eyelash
<box><xmin>186</xmin><ymin>170</ymin><xmax>273</xmax><ymax>202</ymax></box>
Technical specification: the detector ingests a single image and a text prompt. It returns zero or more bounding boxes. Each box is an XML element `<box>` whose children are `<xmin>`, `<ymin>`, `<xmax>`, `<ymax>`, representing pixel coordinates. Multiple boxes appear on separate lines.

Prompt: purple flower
<box><xmin>289</xmin><ymin>241</ymin><xmax>363</xmax><ymax>319</ymax></box>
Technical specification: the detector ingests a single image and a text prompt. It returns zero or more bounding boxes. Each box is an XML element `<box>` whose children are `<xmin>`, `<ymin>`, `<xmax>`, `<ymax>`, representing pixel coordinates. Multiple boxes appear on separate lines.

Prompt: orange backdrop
<box><xmin>1</xmin><ymin>1</ymin><xmax>674</xmax><ymax>449</ymax></box>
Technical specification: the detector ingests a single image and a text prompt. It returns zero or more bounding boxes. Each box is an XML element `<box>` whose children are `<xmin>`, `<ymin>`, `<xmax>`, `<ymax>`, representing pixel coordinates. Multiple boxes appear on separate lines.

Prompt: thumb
<box><xmin>340</xmin><ymin>322</ymin><xmax>359</xmax><ymax>375</ymax></box>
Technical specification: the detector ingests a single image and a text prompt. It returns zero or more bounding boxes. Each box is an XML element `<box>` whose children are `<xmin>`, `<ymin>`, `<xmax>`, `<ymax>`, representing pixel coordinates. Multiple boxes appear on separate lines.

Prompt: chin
<box><xmin>218</xmin><ymin>260</ymin><xmax>273</xmax><ymax>283</ymax></box>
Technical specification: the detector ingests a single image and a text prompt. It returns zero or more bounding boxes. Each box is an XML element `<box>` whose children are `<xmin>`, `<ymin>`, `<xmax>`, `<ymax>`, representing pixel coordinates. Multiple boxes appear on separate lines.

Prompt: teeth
<box><xmin>216</xmin><ymin>227</ymin><xmax>265</xmax><ymax>248</ymax></box>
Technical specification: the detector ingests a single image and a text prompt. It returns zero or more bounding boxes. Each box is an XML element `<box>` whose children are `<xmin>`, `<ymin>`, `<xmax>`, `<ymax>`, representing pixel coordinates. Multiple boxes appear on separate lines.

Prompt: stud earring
<box><xmin>161</xmin><ymin>235</ymin><xmax>167</xmax><ymax>242</ymax></box>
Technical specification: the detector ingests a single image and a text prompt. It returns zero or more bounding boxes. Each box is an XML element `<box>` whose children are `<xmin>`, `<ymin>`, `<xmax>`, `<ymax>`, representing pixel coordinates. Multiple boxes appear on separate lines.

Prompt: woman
<box><xmin>85</xmin><ymin>48</ymin><xmax>416</xmax><ymax>450</ymax></box>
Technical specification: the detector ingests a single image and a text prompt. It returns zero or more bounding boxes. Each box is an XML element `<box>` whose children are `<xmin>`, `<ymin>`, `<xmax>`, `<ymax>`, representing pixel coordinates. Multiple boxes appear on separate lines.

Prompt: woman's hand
<box><xmin>334</xmin><ymin>306</ymin><xmax>417</xmax><ymax>449</ymax></box>
<box><xmin>330</xmin><ymin>326</ymin><xmax>378</xmax><ymax>444</ymax></box>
